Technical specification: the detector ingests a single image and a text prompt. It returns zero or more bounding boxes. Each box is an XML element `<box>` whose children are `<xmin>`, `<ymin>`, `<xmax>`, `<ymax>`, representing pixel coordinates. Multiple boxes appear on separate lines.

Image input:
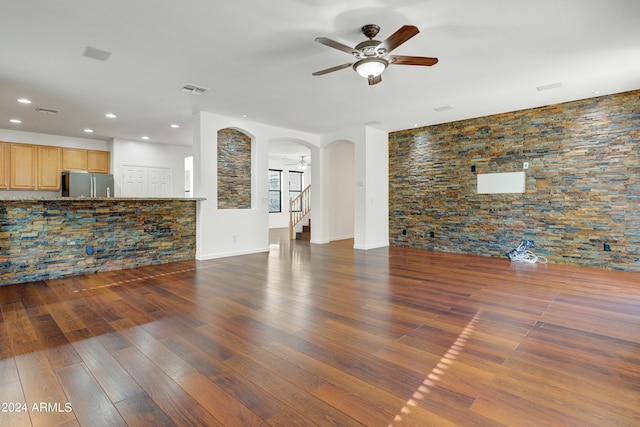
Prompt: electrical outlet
<box><xmin>523</xmin><ymin>162</ymin><xmax>529</xmax><ymax>170</ymax></box>
<box><xmin>604</xmin><ymin>242</ymin><xmax>611</xmax><ymax>251</ymax></box>
<box><xmin>430</xmin><ymin>231</ymin><xmax>435</xmax><ymax>238</ymax></box>
<box><xmin>86</xmin><ymin>246</ymin><xmax>94</xmax><ymax>255</ymax></box>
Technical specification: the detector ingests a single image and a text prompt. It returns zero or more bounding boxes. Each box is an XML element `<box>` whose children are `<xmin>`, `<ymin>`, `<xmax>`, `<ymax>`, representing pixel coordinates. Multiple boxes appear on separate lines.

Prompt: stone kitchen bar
<box><xmin>0</xmin><ymin>197</ymin><xmax>200</xmax><ymax>285</ymax></box>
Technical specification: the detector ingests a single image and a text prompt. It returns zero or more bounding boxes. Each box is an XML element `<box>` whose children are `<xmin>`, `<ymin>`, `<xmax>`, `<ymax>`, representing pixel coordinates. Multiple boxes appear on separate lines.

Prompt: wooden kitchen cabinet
<box><xmin>87</xmin><ymin>150</ymin><xmax>110</xmax><ymax>173</ymax></box>
<box><xmin>37</xmin><ymin>145</ymin><xmax>62</xmax><ymax>190</ymax></box>
<box><xmin>62</xmin><ymin>148</ymin><xmax>110</xmax><ymax>173</ymax></box>
<box><xmin>62</xmin><ymin>147</ymin><xmax>88</xmax><ymax>171</ymax></box>
<box><xmin>10</xmin><ymin>143</ymin><xmax>37</xmax><ymax>190</ymax></box>
<box><xmin>0</xmin><ymin>142</ymin><xmax>9</xmax><ymax>189</ymax></box>
<box><xmin>1</xmin><ymin>143</ymin><xmax>110</xmax><ymax>192</ymax></box>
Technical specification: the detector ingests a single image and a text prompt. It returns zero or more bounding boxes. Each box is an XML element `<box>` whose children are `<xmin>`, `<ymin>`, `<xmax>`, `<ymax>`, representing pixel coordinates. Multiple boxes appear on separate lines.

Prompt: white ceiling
<box><xmin>1</xmin><ymin>0</ymin><xmax>639</xmax><ymax>149</ymax></box>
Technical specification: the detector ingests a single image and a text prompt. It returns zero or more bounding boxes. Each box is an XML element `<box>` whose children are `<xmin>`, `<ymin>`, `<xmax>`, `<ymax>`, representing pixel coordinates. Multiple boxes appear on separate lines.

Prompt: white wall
<box><xmin>361</xmin><ymin>126</ymin><xmax>389</xmax><ymax>249</ymax></box>
<box><xmin>111</xmin><ymin>138</ymin><xmax>192</xmax><ymax>197</ymax></box>
<box><xmin>0</xmin><ymin>128</ymin><xmax>109</xmax><ymax>150</ymax></box>
<box><xmin>193</xmin><ymin>111</ymin><xmax>321</xmax><ymax>260</ymax></box>
<box><xmin>328</xmin><ymin>141</ymin><xmax>354</xmax><ymax>240</ymax></box>
<box><xmin>321</xmin><ymin>124</ymin><xmax>388</xmax><ymax>250</ymax></box>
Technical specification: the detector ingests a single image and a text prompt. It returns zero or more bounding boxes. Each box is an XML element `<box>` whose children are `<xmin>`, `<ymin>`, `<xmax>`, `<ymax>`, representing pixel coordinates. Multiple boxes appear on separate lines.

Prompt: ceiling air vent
<box><xmin>83</xmin><ymin>46</ymin><xmax>112</xmax><ymax>61</ymax></box>
<box><xmin>180</xmin><ymin>84</ymin><xmax>209</xmax><ymax>95</ymax></box>
<box><xmin>433</xmin><ymin>105</ymin><xmax>453</xmax><ymax>112</ymax></box>
<box><xmin>36</xmin><ymin>107</ymin><xmax>60</xmax><ymax>115</ymax></box>
<box><xmin>536</xmin><ymin>82</ymin><xmax>563</xmax><ymax>92</ymax></box>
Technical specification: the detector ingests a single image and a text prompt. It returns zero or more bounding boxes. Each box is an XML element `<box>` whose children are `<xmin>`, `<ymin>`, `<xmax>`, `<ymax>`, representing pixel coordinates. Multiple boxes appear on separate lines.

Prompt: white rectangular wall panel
<box><xmin>477</xmin><ymin>171</ymin><xmax>526</xmax><ymax>194</ymax></box>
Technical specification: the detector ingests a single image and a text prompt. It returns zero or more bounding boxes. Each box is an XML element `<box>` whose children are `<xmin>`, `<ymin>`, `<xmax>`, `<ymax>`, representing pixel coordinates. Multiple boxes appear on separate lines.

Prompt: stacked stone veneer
<box><xmin>218</xmin><ymin>128</ymin><xmax>252</xmax><ymax>209</ymax></box>
<box><xmin>0</xmin><ymin>199</ymin><xmax>197</xmax><ymax>285</ymax></box>
<box><xmin>389</xmin><ymin>90</ymin><xmax>640</xmax><ymax>271</ymax></box>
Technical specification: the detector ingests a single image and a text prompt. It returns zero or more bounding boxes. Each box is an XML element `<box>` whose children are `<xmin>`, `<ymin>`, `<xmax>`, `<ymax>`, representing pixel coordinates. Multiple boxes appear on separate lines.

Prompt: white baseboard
<box><xmin>353</xmin><ymin>242</ymin><xmax>389</xmax><ymax>250</ymax></box>
<box><xmin>330</xmin><ymin>234</ymin><xmax>354</xmax><ymax>241</ymax></box>
<box><xmin>196</xmin><ymin>246</ymin><xmax>270</xmax><ymax>260</ymax></box>
<box><xmin>310</xmin><ymin>238</ymin><xmax>330</xmax><ymax>245</ymax></box>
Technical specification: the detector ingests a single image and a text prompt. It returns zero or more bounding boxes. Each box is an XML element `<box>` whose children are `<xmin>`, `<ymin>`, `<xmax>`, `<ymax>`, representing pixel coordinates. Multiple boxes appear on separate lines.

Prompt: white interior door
<box><xmin>121</xmin><ymin>165</ymin><xmax>172</xmax><ymax>197</ymax></box>
<box><xmin>148</xmin><ymin>167</ymin><xmax>171</xmax><ymax>197</ymax></box>
<box><xmin>122</xmin><ymin>166</ymin><xmax>146</xmax><ymax>197</ymax></box>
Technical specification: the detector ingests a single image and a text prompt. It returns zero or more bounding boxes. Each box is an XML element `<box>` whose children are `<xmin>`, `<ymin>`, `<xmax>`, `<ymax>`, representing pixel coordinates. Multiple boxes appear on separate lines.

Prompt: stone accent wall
<box><xmin>217</xmin><ymin>128</ymin><xmax>251</xmax><ymax>209</ymax></box>
<box><xmin>0</xmin><ymin>199</ymin><xmax>197</xmax><ymax>285</ymax></box>
<box><xmin>389</xmin><ymin>90</ymin><xmax>640</xmax><ymax>271</ymax></box>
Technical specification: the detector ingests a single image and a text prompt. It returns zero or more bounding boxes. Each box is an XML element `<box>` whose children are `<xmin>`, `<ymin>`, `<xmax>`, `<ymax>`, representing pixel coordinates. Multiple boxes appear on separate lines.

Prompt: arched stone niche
<box><xmin>217</xmin><ymin>128</ymin><xmax>251</xmax><ymax>209</ymax></box>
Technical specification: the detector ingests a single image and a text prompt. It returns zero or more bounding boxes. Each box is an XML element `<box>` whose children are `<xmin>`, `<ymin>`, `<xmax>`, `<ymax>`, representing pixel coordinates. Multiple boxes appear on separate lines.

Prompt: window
<box><xmin>268</xmin><ymin>169</ymin><xmax>282</xmax><ymax>213</ymax></box>
<box><xmin>289</xmin><ymin>170</ymin><xmax>303</xmax><ymax>212</ymax></box>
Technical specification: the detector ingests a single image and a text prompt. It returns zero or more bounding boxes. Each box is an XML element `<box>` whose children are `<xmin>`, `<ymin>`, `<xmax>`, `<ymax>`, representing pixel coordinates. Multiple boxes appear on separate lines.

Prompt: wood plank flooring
<box><xmin>1</xmin><ymin>231</ymin><xmax>639</xmax><ymax>426</ymax></box>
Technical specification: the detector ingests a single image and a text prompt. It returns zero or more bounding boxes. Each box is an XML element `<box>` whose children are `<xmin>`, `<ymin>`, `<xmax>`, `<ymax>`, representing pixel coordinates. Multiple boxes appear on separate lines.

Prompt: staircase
<box><xmin>289</xmin><ymin>185</ymin><xmax>311</xmax><ymax>240</ymax></box>
<box><xmin>296</xmin><ymin>219</ymin><xmax>311</xmax><ymax>241</ymax></box>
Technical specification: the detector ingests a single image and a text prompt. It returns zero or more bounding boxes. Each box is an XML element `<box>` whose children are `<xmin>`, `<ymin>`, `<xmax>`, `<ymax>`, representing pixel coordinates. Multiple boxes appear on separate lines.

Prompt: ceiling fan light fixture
<box><xmin>353</xmin><ymin>58</ymin><xmax>388</xmax><ymax>78</ymax></box>
<box><xmin>297</xmin><ymin>156</ymin><xmax>308</xmax><ymax>170</ymax></box>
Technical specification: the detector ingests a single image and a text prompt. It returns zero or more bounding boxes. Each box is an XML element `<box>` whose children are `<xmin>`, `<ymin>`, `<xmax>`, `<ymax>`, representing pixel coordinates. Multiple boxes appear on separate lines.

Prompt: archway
<box><xmin>326</xmin><ymin>139</ymin><xmax>355</xmax><ymax>241</ymax></box>
<box><xmin>268</xmin><ymin>138</ymin><xmax>315</xmax><ymax>238</ymax></box>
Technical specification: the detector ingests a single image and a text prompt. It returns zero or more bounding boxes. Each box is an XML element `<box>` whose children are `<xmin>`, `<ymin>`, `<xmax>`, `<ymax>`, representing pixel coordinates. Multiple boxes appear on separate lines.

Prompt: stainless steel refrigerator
<box><xmin>62</xmin><ymin>171</ymin><xmax>114</xmax><ymax>197</ymax></box>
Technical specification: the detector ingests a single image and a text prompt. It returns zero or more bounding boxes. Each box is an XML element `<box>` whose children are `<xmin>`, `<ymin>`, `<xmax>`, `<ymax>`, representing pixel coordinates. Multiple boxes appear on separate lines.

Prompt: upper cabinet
<box><xmin>10</xmin><ymin>143</ymin><xmax>37</xmax><ymax>190</ymax></box>
<box><xmin>62</xmin><ymin>148</ymin><xmax>88</xmax><ymax>171</ymax></box>
<box><xmin>0</xmin><ymin>142</ymin><xmax>9</xmax><ymax>190</ymax></box>
<box><xmin>37</xmin><ymin>145</ymin><xmax>63</xmax><ymax>190</ymax></box>
<box><xmin>1</xmin><ymin>142</ymin><xmax>110</xmax><ymax>192</ymax></box>
<box><xmin>62</xmin><ymin>148</ymin><xmax>110</xmax><ymax>173</ymax></box>
<box><xmin>87</xmin><ymin>150</ymin><xmax>110</xmax><ymax>173</ymax></box>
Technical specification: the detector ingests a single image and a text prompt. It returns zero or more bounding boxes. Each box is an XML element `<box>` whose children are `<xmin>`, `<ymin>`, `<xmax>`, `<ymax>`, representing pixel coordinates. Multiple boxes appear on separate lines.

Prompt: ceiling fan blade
<box><xmin>315</xmin><ymin>37</ymin><xmax>359</xmax><ymax>55</ymax></box>
<box><xmin>368</xmin><ymin>75</ymin><xmax>382</xmax><ymax>86</ymax></box>
<box><xmin>312</xmin><ymin>62</ymin><xmax>353</xmax><ymax>76</ymax></box>
<box><xmin>376</xmin><ymin>25</ymin><xmax>419</xmax><ymax>54</ymax></box>
<box><xmin>390</xmin><ymin>55</ymin><xmax>439</xmax><ymax>66</ymax></box>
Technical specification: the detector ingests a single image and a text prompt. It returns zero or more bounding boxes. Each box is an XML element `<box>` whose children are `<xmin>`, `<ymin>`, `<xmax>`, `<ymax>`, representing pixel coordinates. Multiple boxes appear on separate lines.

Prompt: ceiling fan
<box><xmin>312</xmin><ymin>24</ymin><xmax>438</xmax><ymax>85</ymax></box>
<box><xmin>285</xmin><ymin>156</ymin><xmax>310</xmax><ymax>170</ymax></box>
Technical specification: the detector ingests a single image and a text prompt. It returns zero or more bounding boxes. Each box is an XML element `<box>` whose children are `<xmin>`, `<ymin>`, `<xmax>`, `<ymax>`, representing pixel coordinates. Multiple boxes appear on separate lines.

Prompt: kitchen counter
<box><xmin>0</xmin><ymin>197</ymin><xmax>203</xmax><ymax>285</ymax></box>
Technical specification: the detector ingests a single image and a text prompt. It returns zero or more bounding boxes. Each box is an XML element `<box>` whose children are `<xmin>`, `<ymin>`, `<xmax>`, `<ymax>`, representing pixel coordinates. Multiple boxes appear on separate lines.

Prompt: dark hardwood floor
<box><xmin>1</xmin><ymin>229</ymin><xmax>639</xmax><ymax>426</ymax></box>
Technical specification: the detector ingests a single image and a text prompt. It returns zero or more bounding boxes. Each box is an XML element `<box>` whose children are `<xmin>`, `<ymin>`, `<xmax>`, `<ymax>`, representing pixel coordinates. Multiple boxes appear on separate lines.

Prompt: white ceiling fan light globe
<box><xmin>354</xmin><ymin>58</ymin><xmax>388</xmax><ymax>78</ymax></box>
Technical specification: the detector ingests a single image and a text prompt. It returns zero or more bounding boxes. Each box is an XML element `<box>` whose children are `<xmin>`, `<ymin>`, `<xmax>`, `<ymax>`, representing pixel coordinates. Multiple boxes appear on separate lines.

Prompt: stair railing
<box><xmin>289</xmin><ymin>185</ymin><xmax>311</xmax><ymax>239</ymax></box>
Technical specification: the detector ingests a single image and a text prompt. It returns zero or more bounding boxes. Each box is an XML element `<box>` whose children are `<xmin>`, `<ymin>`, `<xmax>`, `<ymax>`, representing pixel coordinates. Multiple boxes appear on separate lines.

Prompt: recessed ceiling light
<box><xmin>141</xmin><ymin>136</ymin><xmax>150</xmax><ymax>140</ymax></box>
<box><xmin>10</xmin><ymin>119</ymin><xmax>22</xmax><ymax>124</ymax></box>
<box><xmin>84</xmin><ymin>128</ymin><xmax>94</xmax><ymax>133</ymax></box>
<box><xmin>17</xmin><ymin>98</ymin><xmax>31</xmax><ymax>104</ymax></box>
<box><xmin>592</xmin><ymin>90</ymin><xmax>601</xmax><ymax>95</ymax></box>
<box><xmin>170</xmin><ymin>124</ymin><xmax>180</xmax><ymax>128</ymax></box>
<box><xmin>105</xmin><ymin>113</ymin><xmax>117</xmax><ymax>118</ymax></box>
<box><xmin>243</xmin><ymin>114</ymin><xmax>248</xmax><ymax>118</ymax></box>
